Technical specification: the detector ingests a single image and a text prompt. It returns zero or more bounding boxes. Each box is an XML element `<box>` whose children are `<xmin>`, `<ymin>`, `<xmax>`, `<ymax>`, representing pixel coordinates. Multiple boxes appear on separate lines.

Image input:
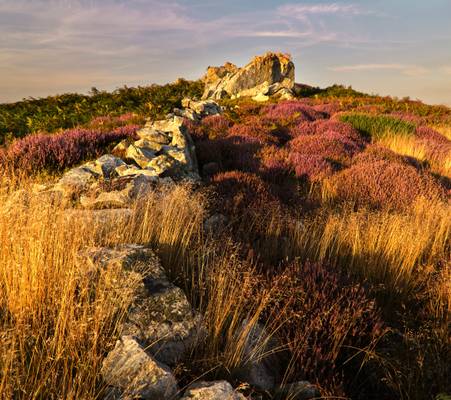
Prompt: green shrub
<box><xmin>340</xmin><ymin>113</ymin><xmax>416</xmax><ymax>139</ymax></box>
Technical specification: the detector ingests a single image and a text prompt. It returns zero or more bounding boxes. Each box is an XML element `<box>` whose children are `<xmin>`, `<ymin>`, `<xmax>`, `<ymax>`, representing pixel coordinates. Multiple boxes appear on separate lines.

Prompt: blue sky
<box><xmin>1</xmin><ymin>0</ymin><xmax>450</xmax><ymax>105</ymax></box>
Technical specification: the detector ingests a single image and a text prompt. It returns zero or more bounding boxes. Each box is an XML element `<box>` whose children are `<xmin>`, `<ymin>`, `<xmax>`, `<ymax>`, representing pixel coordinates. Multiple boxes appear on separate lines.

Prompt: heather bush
<box><xmin>289</xmin><ymin>119</ymin><xmax>363</xmax><ymax>142</ymax></box>
<box><xmin>260</xmin><ymin>101</ymin><xmax>326</xmax><ymax>124</ymax></box>
<box><xmin>266</xmin><ymin>261</ymin><xmax>384</xmax><ymax>396</ymax></box>
<box><xmin>289</xmin><ymin>131</ymin><xmax>364</xmax><ymax>166</ymax></box>
<box><xmin>227</xmin><ymin>116</ymin><xmax>284</xmax><ymax>145</ymax></box>
<box><xmin>3</xmin><ymin>125</ymin><xmax>138</xmax><ymax>173</ymax></box>
<box><xmin>211</xmin><ymin>170</ymin><xmax>280</xmax><ymax>215</ymax></box>
<box><xmin>329</xmin><ymin>160</ymin><xmax>445</xmax><ymax>210</ymax></box>
<box><xmin>289</xmin><ymin>153</ymin><xmax>335</xmax><ymax>181</ymax></box>
<box><xmin>184</xmin><ymin>114</ymin><xmax>231</xmax><ymax>141</ymax></box>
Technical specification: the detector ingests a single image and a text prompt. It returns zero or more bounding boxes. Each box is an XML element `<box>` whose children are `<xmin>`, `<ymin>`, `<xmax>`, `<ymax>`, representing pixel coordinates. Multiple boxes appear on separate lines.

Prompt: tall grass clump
<box><xmin>340</xmin><ymin>113</ymin><xmax>416</xmax><ymax>140</ymax></box>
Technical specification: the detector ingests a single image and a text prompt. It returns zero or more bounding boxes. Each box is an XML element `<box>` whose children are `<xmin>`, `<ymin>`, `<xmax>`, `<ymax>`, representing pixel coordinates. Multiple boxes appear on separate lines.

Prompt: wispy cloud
<box><xmin>330</xmin><ymin>63</ymin><xmax>429</xmax><ymax>77</ymax></box>
<box><xmin>277</xmin><ymin>3</ymin><xmax>367</xmax><ymax>19</ymax></box>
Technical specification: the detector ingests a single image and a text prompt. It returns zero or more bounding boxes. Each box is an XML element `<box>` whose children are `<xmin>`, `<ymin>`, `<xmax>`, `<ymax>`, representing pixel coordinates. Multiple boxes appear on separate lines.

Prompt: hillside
<box><xmin>0</xmin><ymin>53</ymin><xmax>450</xmax><ymax>400</ymax></box>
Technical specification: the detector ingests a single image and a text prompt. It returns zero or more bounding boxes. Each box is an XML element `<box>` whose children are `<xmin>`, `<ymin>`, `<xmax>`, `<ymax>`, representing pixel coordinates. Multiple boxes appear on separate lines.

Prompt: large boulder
<box><xmin>101</xmin><ymin>336</ymin><xmax>179</xmax><ymax>400</ymax></box>
<box><xmin>181</xmin><ymin>381</ymin><xmax>245</xmax><ymax>400</ymax></box>
<box><xmin>202</xmin><ymin>52</ymin><xmax>295</xmax><ymax>100</ymax></box>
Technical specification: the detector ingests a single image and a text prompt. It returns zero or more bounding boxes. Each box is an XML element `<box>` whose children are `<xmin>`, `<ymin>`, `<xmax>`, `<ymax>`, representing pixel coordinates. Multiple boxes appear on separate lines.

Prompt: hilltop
<box><xmin>0</xmin><ymin>53</ymin><xmax>450</xmax><ymax>400</ymax></box>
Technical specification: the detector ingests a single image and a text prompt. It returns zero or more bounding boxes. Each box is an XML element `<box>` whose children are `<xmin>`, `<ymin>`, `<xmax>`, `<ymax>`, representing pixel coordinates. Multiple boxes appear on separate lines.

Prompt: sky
<box><xmin>1</xmin><ymin>0</ymin><xmax>450</xmax><ymax>105</ymax></box>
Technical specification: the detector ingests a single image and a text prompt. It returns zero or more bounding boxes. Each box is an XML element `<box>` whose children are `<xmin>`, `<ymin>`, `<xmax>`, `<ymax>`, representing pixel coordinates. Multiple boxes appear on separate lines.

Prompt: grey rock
<box><xmin>232</xmin><ymin>321</ymin><xmax>281</xmax><ymax>392</ymax></box>
<box><xmin>115</xmin><ymin>164</ymin><xmax>159</xmax><ymax>178</ymax></box>
<box><xmin>96</xmin><ymin>154</ymin><xmax>126</xmax><ymax>178</ymax></box>
<box><xmin>137</xmin><ymin>128</ymin><xmax>171</xmax><ymax>144</ymax></box>
<box><xmin>101</xmin><ymin>336</ymin><xmax>179</xmax><ymax>400</ymax></box>
<box><xmin>202</xmin><ymin>52</ymin><xmax>295</xmax><ymax>100</ymax></box>
<box><xmin>125</xmin><ymin>145</ymin><xmax>157</xmax><ymax>168</ymax></box>
<box><xmin>86</xmin><ymin>244</ymin><xmax>204</xmax><ymax>366</ymax></box>
<box><xmin>55</xmin><ymin>166</ymin><xmax>99</xmax><ymax>198</ymax></box>
<box><xmin>274</xmin><ymin>381</ymin><xmax>320</xmax><ymax>400</ymax></box>
<box><xmin>181</xmin><ymin>381</ymin><xmax>245</xmax><ymax>400</ymax></box>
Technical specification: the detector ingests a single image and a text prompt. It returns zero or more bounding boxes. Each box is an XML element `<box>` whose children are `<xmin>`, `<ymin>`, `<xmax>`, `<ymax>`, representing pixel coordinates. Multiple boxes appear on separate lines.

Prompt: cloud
<box><xmin>442</xmin><ymin>66</ymin><xmax>451</xmax><ymax>75</ymax></box>
<box><xmin>329</xmin><ymin>63</ymin><xmax>429</xmax><ymax>77</ymax></box>
<box><xmin>277</xmin><ymin>3</ymin><xmax>366</xmax><ymax>19</ymax></box>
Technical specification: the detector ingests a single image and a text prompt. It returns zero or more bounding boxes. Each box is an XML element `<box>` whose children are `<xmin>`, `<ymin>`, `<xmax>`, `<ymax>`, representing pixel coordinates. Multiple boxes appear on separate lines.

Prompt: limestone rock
<box><xmin>181</xmin><ymin>381</ymin><xmax>245</xmax><ymax>400</ymax></box>
<box><xmin>80</xmin><ymin>175</ymin><xmax>157</xmax><ymax>209</ymax></box>
<box><xmin>137</xmin><ymin>128</ymin><xmax>171</xmax><ymax>144</ymax></box>
<box><xmin>115</xmin><ymin>164</ymin><xmax>158</xmax><ymax>178</ymax></box>
<box><xmin>232</xmin><ymin>321</ymin><xmax>281</xmax><ymax>391</ymax></box>
<box><xmin>55</xmin><ymin>166</ymin><xmax>99</xmax><ymax>198</ymax></box>
<box><xmin>202</xmin><ymin>52</ymin><xmax>295</xmax><ymax>100</ymax></box>
<box><xmin>96</xmin><ymin>154</ymin><xmax>126</xmax><ymax>178</ymax></box>
<box><xmin>101</xmin><ymin>336</ymin><xmax>178</xmax><ymax>400</ymax></box>
<box><xmin>123</xmin><ymin>276</ymin><xmax>204</xmax><ymax>366</ymax></box>
<box><xmin>273</xmin><ymin>381</ymin><xmax>320</xmax><ymax>400</ymax></box>
<box><xmin>125</xmin><ymin>145</ymin><xmax>156</xmax><ymax>168</ymax></box>
<box><xmin>86</xmin><ymin>244</ymin><xmax>204</xmax><ymax>366</ymax></box>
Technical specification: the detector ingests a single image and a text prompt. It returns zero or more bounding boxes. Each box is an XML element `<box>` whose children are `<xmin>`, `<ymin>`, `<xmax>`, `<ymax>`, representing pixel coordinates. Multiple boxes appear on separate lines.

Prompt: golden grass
<box><xmin>0</xmin><ymin>177</ymin><xmax>276</xmax><ymax>398</ymax></box>
<box><xmin>375</xmin><ymin>129</ymin><xmax>451</xmax><ymax>178</ymax></box>
<box><xmin>290</xmin><ymin>198</ymin><xmax>450</xmax><ymax>298</ymax></box>
<box><xmin>433</xmin><ymin>124</ymin><xmax>451</xmax><ymax>141</ymax></box>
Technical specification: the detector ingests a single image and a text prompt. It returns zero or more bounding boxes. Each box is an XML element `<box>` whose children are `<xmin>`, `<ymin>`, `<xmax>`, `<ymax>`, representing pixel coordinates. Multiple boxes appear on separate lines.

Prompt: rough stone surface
<box><xmin>55</xmin><ymin>166</ymin><xmax>99</xmax><ymax>198</ymax></box>
<box><xmin>181</xmin><ymin>381</ymin><xmax>245</xmax><ymax>400</ymax></box>
<box><xmin>85</xmin><ymin>244</ymin><xmax>204</xmax><ymax>366</ymax></box>
<box><xmin>101</xmin><ymin>336</ymin><xmax>178</xmax><ymax>400</ymax></box>
<box><xmin>202</xmin><ymin>52</ymin><xmax>295</xmax><ymax>100</ymax></box>
<box><xmin>232</xmin><ymin>321</ymin><xmax>281</xmax><ymax>392</ymax></box>
<box><xmin>273</xmin><ymin>381</ymin><xmax>320</xmax><ymax>400</ymax></box>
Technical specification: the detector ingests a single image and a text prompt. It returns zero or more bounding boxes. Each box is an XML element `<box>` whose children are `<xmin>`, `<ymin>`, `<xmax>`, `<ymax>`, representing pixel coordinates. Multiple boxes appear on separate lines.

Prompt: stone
<box><xmin>96</xmin><ymin>154</ymin><xmax>127</xmax><ymax>178</ymax></box>
<box><xmin>80</xmin><ymin>190</ymin><xmax>130</xmax><ymax>209</ymax></box>
<box><xmin>202</xmin><ymin>52</ymin><xmax>295</xmax><ymax>100</ymax></box>
<box><xmin>86</xmin><ymin>244</ymin><xmax>205</xmax><ymax>366</ymax></box>
<box><xmin>137</xmin><ymin>128</ymin><xmax>171</xmax><ymax>144</ymax></box>
<box><xmin>64</xmin><ymin>208</ymin><xmax>133</xmax><ymax>226</ymax></box>
<box><xmin>112</xmin><ymin>139</ymin><xmax>131</xmax><ymax>156</ymax></box>
<box><xmin>101</xmin><ymin>336</ymin><xmax>178</xmax><ymax>400</ymax></box>
<box><xmin>146</xmin><ymin>154</ymin><xmax>179</xmax><ymax>176</ymax></box>
<box><xmin>55</xmin><ymin>166</ymin><xmax>99</xmax><ymax>198</ymax></box>
<box><xmin>125</xmin><ymin>145</ymin><xmax>157</xmax><ymax>168</ymax></box>
<box><xmin>181</xmin><ymin>381</ymin><xmax>245</xmax><ymax>400</ymax></box>
<box><xmin>252</xmin><ymin>93</ymin><xmax>270</xmax><ymax>102</ymax></box>
<box><xmin>273</xmin><ymin>381</ymin><xmax>320</xmax><ymax>400</ymax></box>
<box><xmin>123</xmin><ymin>278</ymin><xmax>204</xmax><ymax>366</ymax></box>
<box><xmin>80</xmin><ymin>175</ymin><xmax>157</xmax><ymax>209</ymax></box>
<box><xmin>231</xmin><ymin>321</ymin><xmax>281</xmax><ymax>392</ymax></box>
<box><xmin>181</xmin><ymin>99</ymin><xmax>222</xmax><ymax>118</ymax></box>
<box><xmin>134</xmin><ymin>138</ymin><xmax>164</xmax><ymax>153</ymax></box>
<box><xmin>116</xmin><ymin>164</ymin><xmax>159</xmax><ymax>178</ymax></box>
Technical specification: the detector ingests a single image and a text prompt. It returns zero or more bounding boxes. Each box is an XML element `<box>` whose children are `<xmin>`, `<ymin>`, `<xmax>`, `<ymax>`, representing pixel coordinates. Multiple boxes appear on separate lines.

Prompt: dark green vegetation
<box><xmin>0</xmin><ymin>79</ymin><xmax>203</xmax><ymax>144</ymax></box>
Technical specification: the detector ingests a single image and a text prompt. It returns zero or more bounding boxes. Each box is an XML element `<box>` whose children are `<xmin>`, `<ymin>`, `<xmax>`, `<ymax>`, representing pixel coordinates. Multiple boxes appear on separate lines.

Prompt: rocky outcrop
<box><xmin>202</xmin><ymin>52</ymin><xmax>295</xmax><ymax>101</ymax></box>
<box><xmin>101</xmin><ymin>336</ymin><xmax>179</xmax><ymax>400</ymax></box>
<box><xmin>181</xmin><ymin>381</ymin><xmax>245</xmax><ymax>400</ymax></box>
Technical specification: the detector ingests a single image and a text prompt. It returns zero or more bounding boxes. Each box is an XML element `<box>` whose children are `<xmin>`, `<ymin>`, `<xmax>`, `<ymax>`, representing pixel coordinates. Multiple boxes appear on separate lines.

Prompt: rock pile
<box><xmin>46</xmin><ymin>99</ymin><xmax>222</xmax><ymax>209</ymax></box>
<box><xmin>202</xmin><ymin>52</ymin><xmax>295</xmax><ymax>102</ymax></box>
